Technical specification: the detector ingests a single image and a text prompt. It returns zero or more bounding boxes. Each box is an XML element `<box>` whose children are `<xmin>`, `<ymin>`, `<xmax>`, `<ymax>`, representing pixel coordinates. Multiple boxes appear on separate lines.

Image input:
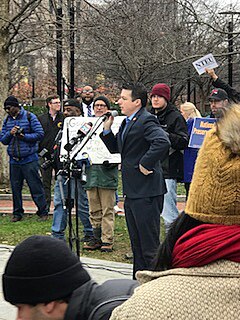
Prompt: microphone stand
<box><xmin>57</xmin><ymin>123</ymin><xmax>79</xmax><ymax>256</ymax></box>
<box><xmin>60</xmin><ymin>116</ymin><xmax>110</xmax><ymax>257</ymax></box>
<box><xmin>70</xmin><ymin>116</ymin><xmax>106</xmax><ymax>162</ymax></box>
<box><xmin>66</xmin><ymin>123</ymin><xmax>73</xmax><ymax>251</ymax></box>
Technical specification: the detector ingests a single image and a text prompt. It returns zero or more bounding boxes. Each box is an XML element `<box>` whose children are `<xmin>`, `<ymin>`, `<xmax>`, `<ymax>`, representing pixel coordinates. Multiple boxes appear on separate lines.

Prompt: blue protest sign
<box><xmin>189</xmin><ymin>117</ymin><xmax>217</xmax><ymax>148</ymax></box>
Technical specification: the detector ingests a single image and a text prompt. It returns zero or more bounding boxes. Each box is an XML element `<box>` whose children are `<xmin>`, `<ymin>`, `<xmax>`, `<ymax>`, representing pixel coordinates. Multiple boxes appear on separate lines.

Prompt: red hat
<box><xmin>150</xmin><ymin>83</ymin><xmax>171</xmax><ymax>102</ymax></box>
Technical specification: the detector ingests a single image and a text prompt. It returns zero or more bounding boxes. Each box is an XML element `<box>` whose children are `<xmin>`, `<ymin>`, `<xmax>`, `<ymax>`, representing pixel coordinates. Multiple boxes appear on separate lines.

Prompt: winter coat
<box><xmin>100</xmin><ymin>107</ymin><xmax>170</xmax><ymax>198</ymax></box>
<box><xmin>85</xmin><ymin>164</ymin><xmax>118</xmax><ymax>190</ymax></box>
<box><xmin>38</xmin><ymin>111</ymin><xmax>64</xmax><ymax>153</ymax></box>
<box><xmin>64</xmin><ymin>279</ymin><xmax>138</xmax><ymax>320</ymax></box>
<box><xmin>150</xmin><ymin>103</ymin><xmax>189</xmax><ymax>180</ymax></box>
<box><xmin>110</xmin><ymin>260</ymin><xmax>240</xmax><ymax>320</ymax></box>
<box><xmin>213</xmin><ymin>78</ymin><xmax>240</xmax><ymax>103</ymax></box>
<box><xmin>0</xmin><ymin>108</ymin><xmax>44</xmax><ymax>163</ymax></box>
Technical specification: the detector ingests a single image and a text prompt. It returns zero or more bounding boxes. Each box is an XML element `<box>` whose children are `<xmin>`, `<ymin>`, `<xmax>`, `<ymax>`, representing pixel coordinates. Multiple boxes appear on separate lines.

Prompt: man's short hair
<box><xmin>46</xmin><ymin>95</ymin><xmax>60</xmax><ymax>108</ymax></box>
<box><xmin>122</xmin><ymin>82</ymin><xmax>148</xmax><ymax>108</ymax></box>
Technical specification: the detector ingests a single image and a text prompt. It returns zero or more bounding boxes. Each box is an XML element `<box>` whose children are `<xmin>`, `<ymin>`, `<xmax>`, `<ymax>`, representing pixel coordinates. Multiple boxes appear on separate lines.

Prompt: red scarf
<box><xmin>172</xmin><ymin>224</ymin><xmax>240</xmax><ymax>268</ymax></box>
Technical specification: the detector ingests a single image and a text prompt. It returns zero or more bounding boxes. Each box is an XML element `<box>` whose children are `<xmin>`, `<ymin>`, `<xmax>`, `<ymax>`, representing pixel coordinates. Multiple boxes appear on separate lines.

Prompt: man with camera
<box><xmin>38</xmin><ymin>95</ymin><xmax>64</xmax><ymax>213</ymax></box>
<box><xmin>51</xmin><ymin>99</ymin><xmax>94</xmax><ymax>244</ymax></box>
<box><xmin>0</xmin><ymin>96</ymin><xmax>48</xmax><ymax>222</ymax></box>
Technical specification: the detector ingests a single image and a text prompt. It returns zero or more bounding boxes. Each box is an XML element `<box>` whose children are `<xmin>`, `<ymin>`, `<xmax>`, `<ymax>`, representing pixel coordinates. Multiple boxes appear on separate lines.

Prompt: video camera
<box><xmin>15</xmin><ymin>126</ymin><xmax>25</xmax><ymax>136</ymax></box>
<box><xmin>39</xmin><ymin>148</ymin><xmax>55</xmax><ymax>170</ymax></box>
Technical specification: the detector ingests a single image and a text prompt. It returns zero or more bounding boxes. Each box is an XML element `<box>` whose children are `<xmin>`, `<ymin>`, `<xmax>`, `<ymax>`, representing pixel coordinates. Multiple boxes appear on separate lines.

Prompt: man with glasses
<box><xmin>84</xmin><ymin>96</ymin><xmax>118</xmax><ymax>252</ymax></box>
<box><xmin>80</xmin><ymin>85</ymin><xmax>95</xmax><ymax>117</ymax></box>
<box><xmin>38</xmin><ymin>95</ymin><xmax>64</xmax><ymax>213</ymax></box>
<box><xmin>0</xmin><ymin>96</ymin><xmax>48</xmax><ymax>222</ymax></box>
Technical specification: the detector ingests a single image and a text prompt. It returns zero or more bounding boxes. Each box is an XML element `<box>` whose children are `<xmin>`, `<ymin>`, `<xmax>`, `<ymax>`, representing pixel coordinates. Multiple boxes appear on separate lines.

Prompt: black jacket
<box><xmin>150</xmin><ymin>103</ymin><xmax>189</xmax><ymax>181</ymax></box>
<box><xmin>64</xmin><ymin>279</ymin><xmax>138</xmax><ymax>320</ymax></box>
<box><xmin>38</xmin><ymin>111</ymin><xmax>64</xmax><ymax>153</ymax></box>
<box><xmin>100</xmin><ymin>108</ymin><xmax>170</xmax><ymax>199</ymax></box>
<box><xmin>212</xmin><ymin>78</ymin><xmax>240</xmax><ymax>103</ymax></box>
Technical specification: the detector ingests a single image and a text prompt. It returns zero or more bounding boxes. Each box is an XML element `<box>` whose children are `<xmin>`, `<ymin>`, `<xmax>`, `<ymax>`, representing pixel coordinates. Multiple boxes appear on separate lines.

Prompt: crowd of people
<box><xmin>1</xmin><ymin>67</ymin><xmax>240</xmax><ymax>319</ymax></box>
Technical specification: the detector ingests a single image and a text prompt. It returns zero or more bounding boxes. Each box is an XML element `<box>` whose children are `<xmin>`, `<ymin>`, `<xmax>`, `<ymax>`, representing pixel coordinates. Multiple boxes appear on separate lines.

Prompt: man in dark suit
<box><xmin>100</xmin><ymin>82</ymin><xmax>170</xmax><ymax>278</ymax></box>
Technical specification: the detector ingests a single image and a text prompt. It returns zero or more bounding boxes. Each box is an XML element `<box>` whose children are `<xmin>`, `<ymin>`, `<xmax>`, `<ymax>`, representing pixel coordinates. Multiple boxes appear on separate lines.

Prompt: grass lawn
<box><xmin>0</xmin><ymin>214</ymin><xmax>132</xmax><ymax>263</ymax></box>
<box><xmin>0</xmin><ymin>176</ymin><xmax>181</xmax><ymax>263</ymax></box>
<box><xmin>0</xmin><ymin>213</ymin><xmax>167</xmax><ymax>263</ymax></box>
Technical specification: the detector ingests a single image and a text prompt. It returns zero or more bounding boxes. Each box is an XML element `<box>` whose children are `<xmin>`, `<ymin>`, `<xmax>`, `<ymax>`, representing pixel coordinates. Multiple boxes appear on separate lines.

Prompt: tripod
<box><xmin>57</xmin><ymin>117</ymin><xmax>104</xmax><ymax>256</ymax></box>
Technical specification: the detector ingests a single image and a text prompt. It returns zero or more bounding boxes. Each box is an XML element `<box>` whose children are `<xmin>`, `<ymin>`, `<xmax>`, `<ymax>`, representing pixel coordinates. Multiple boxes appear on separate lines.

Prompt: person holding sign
<box><xmin>84</xmin><ymin>96</ymin><xmax>118</xmax><ymax>253</ymax></box>
<box><xmin>206</xmin><ymin>68</ymin><xmax>240</xmax><ymax>103</ymax></box>
<box><xmin>180</xmin><ymin>102</ymin><xmax>201</xmax><ymax>199</ymax></box>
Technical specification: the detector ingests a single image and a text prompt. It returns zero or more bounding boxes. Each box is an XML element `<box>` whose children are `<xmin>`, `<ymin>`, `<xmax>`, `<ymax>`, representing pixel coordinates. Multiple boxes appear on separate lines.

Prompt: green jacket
<box><xmin>85</xmin><ymin>164</ymin><xmax>118</xmax><ymax>190</ymax></box>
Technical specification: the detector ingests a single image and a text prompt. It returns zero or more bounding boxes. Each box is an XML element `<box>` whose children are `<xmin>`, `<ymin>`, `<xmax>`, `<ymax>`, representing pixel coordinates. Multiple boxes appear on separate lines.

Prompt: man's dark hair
<box><xmin>46</xmin><ymin>95</ymin><xmax>60</xmax><ymax>108</ymax></box>
<box><xmin>122</xmin><ymin>82</ymin><xmax>148</xmax><ymax>108</ymax></box>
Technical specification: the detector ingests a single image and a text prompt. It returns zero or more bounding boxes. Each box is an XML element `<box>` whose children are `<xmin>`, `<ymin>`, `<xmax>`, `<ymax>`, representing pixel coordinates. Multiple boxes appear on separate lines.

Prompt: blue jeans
<box><xmin>10</xmin><ymin>161</ymin><xmax>48</xmax><ymax>218</ymax></box>
<box><xmin>51</xmin><ymin>175</ymin><xmax>93</xmax><ymax>239</ymax></box>
<box><xmin>162</xmin><ymin>179</ymin><xmax>179</xmax><ymax>232</ymax></box>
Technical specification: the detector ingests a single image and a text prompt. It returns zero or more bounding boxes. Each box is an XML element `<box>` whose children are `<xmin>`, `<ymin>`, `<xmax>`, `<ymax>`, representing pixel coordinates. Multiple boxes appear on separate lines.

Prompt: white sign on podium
<box><xmin>60</xmin><ymin>116</ymin><xmax>125</xmax><ymax>164</ymax></box>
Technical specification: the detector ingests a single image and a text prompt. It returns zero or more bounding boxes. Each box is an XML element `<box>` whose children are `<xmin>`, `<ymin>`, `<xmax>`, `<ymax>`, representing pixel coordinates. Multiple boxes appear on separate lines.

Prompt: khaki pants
<box><xmin>87</xmin><ymin>187</ymin><xmax>115</xmax><ymax>244</ymax></box>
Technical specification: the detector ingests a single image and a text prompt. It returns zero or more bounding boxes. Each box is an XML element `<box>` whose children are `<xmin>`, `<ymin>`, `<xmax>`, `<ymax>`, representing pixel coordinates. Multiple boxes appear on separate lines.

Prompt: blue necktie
<box><xmin>87</xmin><ymin>106</ymin><xmax>92</xmax><ymax>117</ymax></box>
<box><xmin>121</xmin><ymin>118</ymin><xmax>130</xmax><ymax>140</ymax></box>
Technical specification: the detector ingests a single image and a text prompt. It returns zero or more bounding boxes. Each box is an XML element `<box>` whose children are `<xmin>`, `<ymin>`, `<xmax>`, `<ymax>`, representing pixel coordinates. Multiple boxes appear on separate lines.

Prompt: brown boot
<box><xmin>11</xmin><ymin>216</ymin><xmax>22</xmax><ymax>222</ymax></box>
<box><xmin>82</xmin><ymin>238</ymin><xmax>102</xmax><ymax>250</ymax></box>
<box><xmin>101</xmin><ymin>243</ymin><xmax>113</xmax><ymax>252</ymax></box>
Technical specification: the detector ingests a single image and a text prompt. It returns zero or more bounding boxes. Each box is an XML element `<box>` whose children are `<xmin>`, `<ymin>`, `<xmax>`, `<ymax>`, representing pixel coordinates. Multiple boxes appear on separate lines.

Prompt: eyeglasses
<box><xmin>94</xmin><ymin>104</ymin><xmax>107</xmax><ymax>108</ymax></box>
<box><xmin>4</xmin><ymin>106</ymin><xmax>12</xmax><ymax>111</ymax></box>
<box><xmin>82</xmin><ymin>90</ymin><xmax>93</xmax><ymax>93</ymax></box>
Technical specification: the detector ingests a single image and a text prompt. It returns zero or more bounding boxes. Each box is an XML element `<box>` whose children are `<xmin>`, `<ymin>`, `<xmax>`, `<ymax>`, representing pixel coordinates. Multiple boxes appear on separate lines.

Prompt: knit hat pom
<box><xmin>217</xmin><ymin>104</ymin><xmax>240</xmax><ymax>155</ymax></box>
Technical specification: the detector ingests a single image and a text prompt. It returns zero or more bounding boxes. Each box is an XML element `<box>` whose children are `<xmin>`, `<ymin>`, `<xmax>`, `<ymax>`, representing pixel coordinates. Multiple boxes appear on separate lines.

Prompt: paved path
<box><xmin>0</xmin><ymin>195</ymin><xmax>186</xmax><ymax>215</ymax></box>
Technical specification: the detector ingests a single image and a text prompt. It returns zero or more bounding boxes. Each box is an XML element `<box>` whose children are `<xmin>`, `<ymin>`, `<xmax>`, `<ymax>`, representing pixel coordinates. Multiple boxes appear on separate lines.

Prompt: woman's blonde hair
<box><xmin>180</xmin><ymin>102</ymin><xmax>201</xmax><ymax>119</ymax></box>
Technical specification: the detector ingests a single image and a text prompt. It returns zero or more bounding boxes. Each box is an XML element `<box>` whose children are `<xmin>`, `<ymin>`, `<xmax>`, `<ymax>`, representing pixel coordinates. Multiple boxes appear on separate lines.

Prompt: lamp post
<box><xmin>56</xmin><ymin>2</ymin><xmax>63</xmax><ymax>99</ymax></box>
<box><xmin>69</xmin><ymin>0</ymin><xmax>75</xmax><ymax>98</ymax></box>
<box><xmin>219</xmin><ymin>10</ymin><xmax>240</xmax><ymax>86</ymax></box>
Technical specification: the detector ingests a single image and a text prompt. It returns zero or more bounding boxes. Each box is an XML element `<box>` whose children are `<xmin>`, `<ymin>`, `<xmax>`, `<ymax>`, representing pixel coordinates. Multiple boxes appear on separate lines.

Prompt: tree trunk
<box><xmin>0</xmin><ymin>0</ymin><xmax>10</xmax><ymax>185</ymax></box>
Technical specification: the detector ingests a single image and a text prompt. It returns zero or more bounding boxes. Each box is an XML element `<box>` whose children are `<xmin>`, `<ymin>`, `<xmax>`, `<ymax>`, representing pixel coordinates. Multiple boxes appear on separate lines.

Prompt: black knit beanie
<box><xmin>4</xmin><ymin>96</ymin><xmax>20</xmax><ymax>109</ymax></box>
<box><xmin>93</xmin><ymin>96</ymin><xmax>111</xmax><ymax>110</ymax></box>
<box><xmin>2</xmin><ymin>236</ymin><xmax>91</xmax><ymax>305</ymax></box>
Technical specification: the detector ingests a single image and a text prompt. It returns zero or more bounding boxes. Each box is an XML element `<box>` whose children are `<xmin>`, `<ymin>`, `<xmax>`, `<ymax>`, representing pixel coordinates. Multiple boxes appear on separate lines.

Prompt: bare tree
<box><xmin>0</xmin><ymin>0</ymin><xmax>11</xmax><ymax>184</ymax></box>
<box><xmin>74</xmin><ymin>0</ymin><xmax>240</xmax><ymax>112</ymax></box>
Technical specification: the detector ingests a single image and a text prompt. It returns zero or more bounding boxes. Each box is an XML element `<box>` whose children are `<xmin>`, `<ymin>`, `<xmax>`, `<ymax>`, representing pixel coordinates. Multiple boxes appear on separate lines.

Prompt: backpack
<box><xmin>64</xmin><ymin>279</ymin><xmax>138</xmax><ymax>320</ymax></box>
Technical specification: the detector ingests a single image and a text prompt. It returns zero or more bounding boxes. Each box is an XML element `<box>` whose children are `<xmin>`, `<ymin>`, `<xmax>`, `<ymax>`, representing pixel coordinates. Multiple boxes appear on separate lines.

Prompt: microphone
<box><xmin>76</xmin><ymin>152</ymin><xmax>91</xmax><ymax>184</ymax></box>
<box><xmin>64</xmin><ymin>122</ymin><xmax>93</xmax><ymax>152</ymax></box>
<box><xmin>102</xmin><ymin>110</ymin><xmax>119</xmax><ymax>121</ymax></box>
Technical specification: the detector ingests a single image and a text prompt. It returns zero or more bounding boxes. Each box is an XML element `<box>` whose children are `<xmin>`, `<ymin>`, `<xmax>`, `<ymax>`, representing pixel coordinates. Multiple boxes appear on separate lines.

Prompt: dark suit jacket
<box><xmin>100</xmin><ymin>108</ymin><xmax>170</xmax><ymax>199</ymax></box>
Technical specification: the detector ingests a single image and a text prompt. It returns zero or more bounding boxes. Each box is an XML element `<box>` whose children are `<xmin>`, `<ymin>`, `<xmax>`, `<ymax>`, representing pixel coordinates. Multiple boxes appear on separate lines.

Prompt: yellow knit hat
<box><xmin>185</xmin><ymin>104</ymin><xmax>240</xmax><ymax>225</ymax></box>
